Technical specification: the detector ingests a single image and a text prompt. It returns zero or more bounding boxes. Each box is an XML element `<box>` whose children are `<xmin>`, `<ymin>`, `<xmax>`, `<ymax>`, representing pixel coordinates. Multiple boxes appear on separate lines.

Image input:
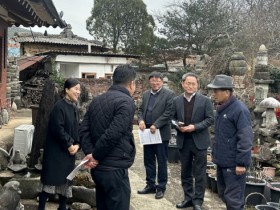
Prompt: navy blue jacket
<box><xmin>212</xmin><ymin>96</ymin><xmax>253</xmax><ymax>168</ymax></box>
<box><xmin>80</xmin><ymin>85</ymin><xmax>136</xmax><ymax>169</ymax></box>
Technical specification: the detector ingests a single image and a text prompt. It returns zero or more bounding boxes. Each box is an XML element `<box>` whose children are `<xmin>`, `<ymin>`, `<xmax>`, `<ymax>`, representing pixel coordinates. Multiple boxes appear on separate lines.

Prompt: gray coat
<box><xmin>138</xmin><ymin>88</ymin><xmax>175</xmax><ymax>141</ymax></box>
<box><xmin>173</xmin><ymin>92</ymin><xmax>214</xmax><ymax>150</ymax></box>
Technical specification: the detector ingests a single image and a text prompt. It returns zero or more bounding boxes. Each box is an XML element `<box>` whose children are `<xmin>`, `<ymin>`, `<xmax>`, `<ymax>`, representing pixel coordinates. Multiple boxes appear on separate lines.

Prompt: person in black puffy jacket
<box><xmin>79</xmin><ymin>64</ymin><xmax>136</xmax><ymax>210</ymax></box>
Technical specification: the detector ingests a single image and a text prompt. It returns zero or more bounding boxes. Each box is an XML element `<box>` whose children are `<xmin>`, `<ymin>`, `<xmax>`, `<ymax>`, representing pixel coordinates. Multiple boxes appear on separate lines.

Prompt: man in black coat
<box><xmin>79</xmin><ymin>64</ymin><xmax>136</xmax><ymax>210</ymax></box>
<box><xmin>137</xmin><ymin>71</ymin><xmax>175</xmax><ymax>199</ymax></box>
<box><xmin>173</xmin><ymin>73</ymin><xmax>214</xmax><ymax>210</ymax></box>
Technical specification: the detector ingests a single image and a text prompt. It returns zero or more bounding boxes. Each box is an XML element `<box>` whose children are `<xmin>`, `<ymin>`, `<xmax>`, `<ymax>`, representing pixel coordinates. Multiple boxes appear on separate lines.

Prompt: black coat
<box><xmin>173</xmin><ymin>93</ymin><xmax>214</xmax><ymax>150</ymax></box>
<box><xmin>138</xmin><ymin>88</ymin><xmax>175</xmax><ymax>141</ymax></box>
<box><xmin>80</xmin><ymin>85</ymin><xmax>136</xmax><ymax>169</ymax></box>
<box><xmin>41</xmin><ymin>99</ymin><xmax>80</xmax><ymax>185</ymax></box>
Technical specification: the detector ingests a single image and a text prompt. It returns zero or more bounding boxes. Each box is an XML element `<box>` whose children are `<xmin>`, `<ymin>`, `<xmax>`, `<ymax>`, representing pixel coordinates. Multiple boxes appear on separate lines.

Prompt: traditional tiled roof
<box><xmin>0</xmin><ymin>0</ymin><xmax>66</xmax><ymax>28</ymax></box>
<box><xmin>13</xmin><ymin>25</ymin><xmax>104</xmax><ymax>47</ymax></box>
<box><xmin>35</xmin><ymin>50</ymin><xmax>143</xmax><ymax>58</ymax></box>
<box><xmin>15</xmin><ymin>35</ymin><xmax>103</xmax><ymax>47</ymax></box>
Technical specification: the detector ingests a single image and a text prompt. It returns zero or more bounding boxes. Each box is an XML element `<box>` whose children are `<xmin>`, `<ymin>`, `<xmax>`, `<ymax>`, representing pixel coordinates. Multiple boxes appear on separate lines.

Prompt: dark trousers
<box><xmin>143</xmin><ymin>141</ymin><xmax>169</xmax><ymax>191</ymax></box>
<box><xmin>217</xmin><ymin>166</ymin><xmax>246</xmax><ymax>210</ymax></box>
<box><xmin>179</xmin><ymin>137</ymin><xmax>207</xmax><ymax>205</ymax></box>
<box><xmin>91</xmin><ymin>168</ymin><xmax>130</xmax><ymax>210</ymax></box>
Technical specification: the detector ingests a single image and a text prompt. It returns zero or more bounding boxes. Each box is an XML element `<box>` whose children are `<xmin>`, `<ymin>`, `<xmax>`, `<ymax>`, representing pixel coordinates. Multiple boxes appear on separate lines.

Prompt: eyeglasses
<box><xmin>150</xmin><ymin>80</ymin><xmax>162</xmax><ymax>84</ymax></box>
<box><xmin>185</xmin><ymin>82</ymin><xmax>197</xmax><ymax>87</ymax></box>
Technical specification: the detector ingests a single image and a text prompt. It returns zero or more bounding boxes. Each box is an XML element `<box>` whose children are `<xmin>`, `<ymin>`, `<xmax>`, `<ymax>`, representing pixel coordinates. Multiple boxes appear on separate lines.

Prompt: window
<box><xmin>82</xmin><ymin>73</ymin><xmax>96</xmax><ymax>79</ymax></box>
<box><xmin>105</xmin><ymin>73</ymin><xmax>113</xmax><ymax>79</ymax></box>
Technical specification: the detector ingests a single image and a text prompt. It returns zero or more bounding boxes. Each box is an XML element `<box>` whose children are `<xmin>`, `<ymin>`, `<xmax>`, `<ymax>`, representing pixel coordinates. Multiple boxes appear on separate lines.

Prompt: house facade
<box><xmin>14</xmin><ymin>26</ymin><xmax>141</xmax><ymax>79</ymax></box>
<box><xmin>0</xmin><ymin>0</ymin><xmax>66</xmax><ymax>109</ymax></box>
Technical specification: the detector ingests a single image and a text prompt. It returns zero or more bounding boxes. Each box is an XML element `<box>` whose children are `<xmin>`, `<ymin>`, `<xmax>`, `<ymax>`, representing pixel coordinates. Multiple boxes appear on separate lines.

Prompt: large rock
<box><xmin>70</xmin><ymin>186</ymin><xmax>96</xmax><ymax>207</ymax></box>
<box><xmin>11</xmin><ymin>174</ymin><xmax>40</xmax><ymax>199</ymax></box>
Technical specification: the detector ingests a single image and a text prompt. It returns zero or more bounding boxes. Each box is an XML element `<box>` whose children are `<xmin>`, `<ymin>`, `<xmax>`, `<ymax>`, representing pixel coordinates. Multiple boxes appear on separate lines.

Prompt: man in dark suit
<box><xmin>173</xmin><ymin>73</ymin><xmax>214</xmax><ymax>210</ymax></box>
<box><xmin>137</xmin><ymin>71</ymin><xmax>175</xmax><ymax>199</ymax></box>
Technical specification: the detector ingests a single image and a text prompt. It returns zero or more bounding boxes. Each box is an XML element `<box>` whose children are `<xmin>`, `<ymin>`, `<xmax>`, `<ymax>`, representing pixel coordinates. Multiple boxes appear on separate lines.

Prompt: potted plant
<box><xmin>245</xmin><ymin>161</ymin><xmax>267</xmax><ymax>207</ymax></box>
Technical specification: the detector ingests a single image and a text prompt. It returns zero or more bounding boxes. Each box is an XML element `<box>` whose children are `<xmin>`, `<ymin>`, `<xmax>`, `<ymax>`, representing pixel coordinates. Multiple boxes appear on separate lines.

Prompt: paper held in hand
<box><xmin>138</xmin><ymin>129</ymin><xmax>162</xmax><ymax>145</ymax></box>
<box><xmin>67</xmin><ymin>159</ymin><xmax>89</xmax><ymax>180</ymax></box>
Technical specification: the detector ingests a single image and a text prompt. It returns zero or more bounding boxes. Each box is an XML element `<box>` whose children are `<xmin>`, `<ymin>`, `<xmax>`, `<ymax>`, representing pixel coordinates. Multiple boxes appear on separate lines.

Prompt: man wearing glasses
<box><xmin>173</xmin><ymin>73</ymin><xmax>214</xmax><ymax>210</ymax></box>
<box><xmin>137</xmin><ymin>71</ymin><xmax>175</xmax><ymax>199</ymax></box>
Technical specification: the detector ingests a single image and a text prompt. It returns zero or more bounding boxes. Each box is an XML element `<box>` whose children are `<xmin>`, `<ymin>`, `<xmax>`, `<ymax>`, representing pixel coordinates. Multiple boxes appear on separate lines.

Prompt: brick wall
<box><xmin>78</xmin><ymin>78</ymin><xmax>146</xmax><ymax>101</ymax></box>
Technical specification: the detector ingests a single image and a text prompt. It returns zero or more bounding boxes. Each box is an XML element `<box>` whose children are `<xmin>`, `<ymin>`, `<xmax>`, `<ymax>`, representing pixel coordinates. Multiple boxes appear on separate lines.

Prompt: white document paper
<box><xmin>171</xmin><ymin>120</ymin><xmax>179</xmax><ymax>127</ymax></box>
<box><xmin>138</xmin><ymin>129</ymin><xmax>162</xmax><ymax>145</ymax></box>
<box><xmin>67</xmin><ymin>159</ymin><xmax>89</xmax><ymax>180</ymax></box>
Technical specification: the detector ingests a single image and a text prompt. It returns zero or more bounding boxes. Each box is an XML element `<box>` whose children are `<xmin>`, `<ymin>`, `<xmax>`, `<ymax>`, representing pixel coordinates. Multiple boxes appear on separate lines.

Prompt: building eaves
<box><xmin>35</xmin><ymin>50</ymin><xmax>143</xmax><ymax>59</ymax></box>
<box><xmin>0</xmin><ymin>0</ymin><xmax>66</xmax><ymax>28</ymax></box>
<box><xmin>17</xmin><ymin>55</ymin><xmax>46</xmax><ymax>71</ymax></box>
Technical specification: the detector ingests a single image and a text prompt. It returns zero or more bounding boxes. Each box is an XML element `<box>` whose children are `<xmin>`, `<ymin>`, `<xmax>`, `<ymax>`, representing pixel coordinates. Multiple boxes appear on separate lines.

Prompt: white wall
<box><xmin>56</xmin><ymin>55</ymin><xmax>127</xmax><ymax>64</ymax></box>
<box><xmin>59</xmin><ymin>63</ymin><xmax>79</xmax><ymax>78</ymax></box>
<box><xmin>55</xmin><ymin>55</ymin><xmax>128</xmax><ymax>78</ymax></box>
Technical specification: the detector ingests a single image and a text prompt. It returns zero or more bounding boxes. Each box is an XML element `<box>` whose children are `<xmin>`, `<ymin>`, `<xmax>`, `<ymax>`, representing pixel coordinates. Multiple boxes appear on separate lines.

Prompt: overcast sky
<box><xmin>28</xmin><ymin>0</ymin><xmax>174</xmax><ymax>39</ymax></box>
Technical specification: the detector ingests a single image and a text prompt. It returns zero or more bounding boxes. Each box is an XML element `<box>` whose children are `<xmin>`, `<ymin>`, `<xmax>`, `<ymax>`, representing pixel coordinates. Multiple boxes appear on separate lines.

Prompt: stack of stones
<box><xmin>253</xmin><ymin>44</ymin><xmax>274</xmax><ymax>99</ymax></box>
<box><xmin>253</xmin><ymin>44</ymin><xmax>274</xmax><ymax>126</ymax></box>
<box><xmin>7</xmin><ymin>58</ymin><xmax>21</xmax><ymax>106</ymax></box>
<box><xmin>253</xmin><ymin>44</ymin><xmax>271</xmax><ymax>81</ymax></box>
<box><xmin>229</xmin><ymin>52</ymin><xmax>247</xmax><ymax>88</ymax></box>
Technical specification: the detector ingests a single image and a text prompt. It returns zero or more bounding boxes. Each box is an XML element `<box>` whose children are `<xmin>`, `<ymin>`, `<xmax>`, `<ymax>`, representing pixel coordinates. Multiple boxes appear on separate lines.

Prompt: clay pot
<box><xmin>262</xmin><ymin>167</ymin><xmax>276</xmax><ymax>179</ymax></box>
<box><xmin>252</xmin><ymin>145</ymin><xmax>261</xmax><ymax>154</ymax></box>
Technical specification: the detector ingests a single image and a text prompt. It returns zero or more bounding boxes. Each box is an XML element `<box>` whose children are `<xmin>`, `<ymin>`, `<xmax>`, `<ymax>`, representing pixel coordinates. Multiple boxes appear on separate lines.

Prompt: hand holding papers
<box><xmin>138</xmin><ymin>129</ymin><xmax>162</xmax><ymax>145</ymax></box>
<box><xmin>67</xmin><ymin>159</ymin><xmax>89</xmax><ymax>180</ymax></box>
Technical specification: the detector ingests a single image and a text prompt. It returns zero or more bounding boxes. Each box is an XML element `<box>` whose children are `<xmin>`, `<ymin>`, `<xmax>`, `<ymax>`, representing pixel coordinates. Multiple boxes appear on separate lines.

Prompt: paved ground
<box><xmin>0</xmin><ymin>109</ymin><xmax>227</xmax><ymax>210</ymax></box>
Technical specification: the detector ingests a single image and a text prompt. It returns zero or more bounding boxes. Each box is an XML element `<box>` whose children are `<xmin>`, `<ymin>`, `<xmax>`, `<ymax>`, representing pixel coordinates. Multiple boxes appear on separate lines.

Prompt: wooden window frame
<box><xmin>82</xmin><ymin>72</ymin><xmax>96</xmax><ymax>79</ymax></box>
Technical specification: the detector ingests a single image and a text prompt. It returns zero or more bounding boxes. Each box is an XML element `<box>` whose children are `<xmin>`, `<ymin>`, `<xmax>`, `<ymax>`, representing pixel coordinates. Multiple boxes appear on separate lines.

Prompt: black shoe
<box><xmin>176</xmin><ymin>200</ymin><xmax>193</xmax><ymax>208</ymax></box>
<box><xmin>193</xmin><ymin>205</ymin><xmax>202</xmax><ymax>210</ymax></box>
<box><xmin>155</xmin><ymin>190</ymin><xmax>164</xmax><ymax>199</ymax></box>
<box><xmin>137</xmin><ymin>185</ymin><xmax>156</xmax><ymax>194</ymax></box>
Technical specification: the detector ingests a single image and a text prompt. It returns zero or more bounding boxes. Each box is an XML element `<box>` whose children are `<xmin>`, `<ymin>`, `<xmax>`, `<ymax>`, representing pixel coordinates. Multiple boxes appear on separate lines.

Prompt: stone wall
<box><xmin>78</xmin><ymin>78</ymin><xmax>145</xmax><ymax>101</ymax></box>
<box><xmin>21</xmin><ymin>43</ymin><xmax>101</xmax><ymax>56</ymax></box>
